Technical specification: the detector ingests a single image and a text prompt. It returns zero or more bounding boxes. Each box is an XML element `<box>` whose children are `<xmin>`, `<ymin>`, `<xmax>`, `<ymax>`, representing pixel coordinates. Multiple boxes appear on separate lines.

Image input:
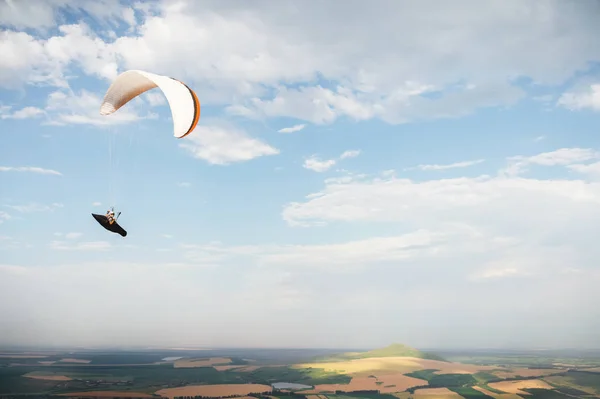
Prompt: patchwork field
<box><xmin>488</xmin><ymin>379</ymin><xmax>554</xmax><ymax>395</ymax></box>
<box><xmin>303</xmin><ymin>374</ymin><xmax>427</xmax><ymax>394</ymax></box>
<box><xmin>472</xmin><ymin>385</ymin><xmax>523</xmax><ymax>399</ymax></box>
<box><xmin>57</xmin><ymin>391</ymin><xmax>154</xmax><ymax>397</ymax></box>
<box><xmin>544</xmin><ymin>372</ymin><xmax>600</xmax><ymax>395</ymax></box>
<box><xmin>298</xmin><ymin>357</ymin><xmax>500</xmax><ymax>376</ymax></box>
<box><xmin>1</xmin><ymin>345</ymin><xmax>599</xmax><ymax>399</ymax></box>
<box><xmin>155</xmin><ymin>383</ymin><xmax>272</xmax><ymax>398</ymax></box>
<box><xmin>491</xmin><ymin>368</ymin><xmax>562</xmax><ymax>379</ymax></box>
<box><xmin>394</xmin><ymin>387</ymin><xmax>463</xmax><ymax>399</ymax></box>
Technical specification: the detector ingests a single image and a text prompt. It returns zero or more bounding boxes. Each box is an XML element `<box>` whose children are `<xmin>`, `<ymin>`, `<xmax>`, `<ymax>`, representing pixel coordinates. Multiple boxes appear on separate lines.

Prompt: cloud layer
<box><xmin>1</xmin><ymin>0</ymin><xmax>600</xmax><ymax>349</ymax></box>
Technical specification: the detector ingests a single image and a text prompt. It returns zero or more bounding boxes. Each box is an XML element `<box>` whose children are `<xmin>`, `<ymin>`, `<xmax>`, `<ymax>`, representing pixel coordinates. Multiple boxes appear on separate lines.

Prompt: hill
<box><xmin>314</xmin><ymin>343</ymin><xmax>447</xmax><ymax>362</ymax></box>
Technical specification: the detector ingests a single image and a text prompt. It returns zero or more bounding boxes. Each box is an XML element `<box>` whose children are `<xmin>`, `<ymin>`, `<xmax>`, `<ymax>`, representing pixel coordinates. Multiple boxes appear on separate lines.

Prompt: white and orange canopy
<box><xmin>100</xmin><ymin>70</ymin><xmax>200</xmax><ymax>138</ymax></box>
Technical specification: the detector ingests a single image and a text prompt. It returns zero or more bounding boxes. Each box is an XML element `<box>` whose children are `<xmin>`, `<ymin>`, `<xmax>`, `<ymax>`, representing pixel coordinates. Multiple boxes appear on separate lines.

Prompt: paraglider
<box><xmin>93</xmin><ymin>70</ymin><xmax>201</xmax><ymax>236</ymax></box>
<box><xmin>92</xmin><ymin>209</ymin><xmax>127</xmax><ymax>237</ymax></box>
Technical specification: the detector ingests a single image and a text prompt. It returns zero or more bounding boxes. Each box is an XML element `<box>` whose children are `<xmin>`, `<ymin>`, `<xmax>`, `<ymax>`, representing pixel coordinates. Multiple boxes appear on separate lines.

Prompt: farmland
<box><xmin>0</xmin><ymin>344</ymin><xmax>599</xmax><ymax>399</ymax></box>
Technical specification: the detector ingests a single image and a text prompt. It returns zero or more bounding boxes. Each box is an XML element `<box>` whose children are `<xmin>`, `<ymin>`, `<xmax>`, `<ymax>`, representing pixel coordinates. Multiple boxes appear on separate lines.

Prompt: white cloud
<box><xmin>502</xmin><ymin>147</ymin><xmax>600</xmax><ymax>176</ymax></box>
<box><xmin>0</xmin><ymin>0</ymin><xmax>137</xmax><ymax>31</ymax></box>
<box><xmin>272</xmin><ymin>148</ymin><xmax>600</xmax><ymax>325</ymax></box>
<box><xmin>179</xmin><ymin>229</ymin><xmax>463</xmax><ymax>273</ymax></box>
<box><xmin>339</xmin><ymin>150</ymin><xmax>361</xmax><ymax>159</ymax></box>
<box><xmin>44</xmin><ymin>89</ymin><xmax>156</xmax><ymax>126</ymax></box>
<box><xmin>407</xmin><ymin>159</ymin><xmax>484</xmax><ymax>171</ymax></box>
<box><xmin>0</xmin><ymin>106</ymin><xmax>45</xmax><ymax>120</ymax></box>
<box><xmin>5</xmin><ymin>202</ymin><xmax>63</xmax><ymax>213</ymax></box>
<box><xmin>303</xmin><ymin>156</ymin><xmax>336</xmax><ymax>173</ymax></box>
<box><xmin>92</xmin><ymin>201</ymin><xmax>102</xmax><ymax>206</ymax></box>
<box><xmin>557</xmin><ymin>84</ymin><xmax>600</xmax><ymax>111</ymax></box>
<box><xmin>0</xmin><ymin>166</ymin><xmax>62</xmax><ymax>176</ymax></box>
<box><xmin>568</xmin><ymin>162</ymin><xmax>600</xmax><ymax>177</ymax></box>
<box><xmin>469</xmin><ymin>267</ymin><xmax>526</xmax><ymax>281</ymax></box>
<box><xmin>177</xmin><ymin>182</ymin><xmax>191</xmax><ymax>188</ymax></box>
<box><xmin>65</xmin><ymin>232</ymin><xmax>83</xmax><ymax>240</ymax></box>
<box><xmin>0</xmin><ymin>211</ymin><xmax>10</xmax><ymax>224</ymax></box>
<box><xmin>3</xmin><ymin>1</ymin><xmax>598</xmax><ymax>124</ymax></box>
<box><xmin>0</xmin><ymin>23</ymin><xmax>120</xmax><ymax>89</ymax></box>
<box><xmin>49</xmin><ymin>240</ymin><xmax>111</xmax><ymax>251</ymax></box>
<box><xmin>231</xmin><ymin>85</ymin><xmax>377</xmax><ymax>125</ymax></box>
<box><xmin>144</xmin><ymin>91</ymin><xmax>167</xmax><ymax>106</ymax></box>
<box><xmin>278</xmin><ymin>124</ymin><xmax>306</xmax><ymax>133</ymax></box>
<box><xmin>534</xmin><ymin>135</ymin><xmax>546</xmax><ymax>142</ymax></box>
<box><xmin>283</xmin><ymin>148</ymin><xmax>600</xmax><ymax>237</ymax></box>
<box><xmin>178</xmin><ymin>121</ymin><xmax>279</xmax><ymax>165</ymax></box>
<box><xmin>303</xmin><ymin>149</ymin><xmax>362</xmax><ymax>172</ymax></box>
<box><xmin>0</xmin><ymin>236</ymin><xmax>28</xmax><ymax>250</ymax></box>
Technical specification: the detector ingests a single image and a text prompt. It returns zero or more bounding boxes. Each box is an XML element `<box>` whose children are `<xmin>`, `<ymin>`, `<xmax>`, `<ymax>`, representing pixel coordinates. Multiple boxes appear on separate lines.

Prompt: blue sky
<box><xmin>1</xmin><ymin>0</ymin><xmax>600</xmax><ymax>350</ymax></box>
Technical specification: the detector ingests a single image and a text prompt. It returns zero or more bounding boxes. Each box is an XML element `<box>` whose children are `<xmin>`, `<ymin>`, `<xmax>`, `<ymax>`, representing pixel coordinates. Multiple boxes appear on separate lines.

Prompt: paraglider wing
<box><xmin>92</xmin><ymin>213</ymin><xmax>127</xmax><ymax>237</ymax></box>
<box><xmin>100</xmin><ymin>70</ymin><xmax>200</xmax><ymax>138</ymax></box>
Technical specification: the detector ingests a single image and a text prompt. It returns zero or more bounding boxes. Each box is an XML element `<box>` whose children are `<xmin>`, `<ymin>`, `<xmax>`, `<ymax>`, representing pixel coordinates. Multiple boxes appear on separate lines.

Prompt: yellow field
<box><xmin>488</xmin><ymin>379</ymin><xmax>553</xmax><ymax>395</ymax></box>
<box><xmin>155</xmin><ymin>383</ymin><xmax>272</xmax><ymax>398</ymax></box>
<box><xmin>472</xmin><ymin>385</ymin><xmax>523</xmax><ymax>399</ymax></box>
<box><xmin>173</xmin><ymin>357</ymin><xmax>231</xmax><ymax>368</ymax></box>
<box><xmin>297</xmin><ymin>356</ymin><xmax>496</xmax><ymax>375</ymax></box>
<box><xmin>24</xmin><ymin>372</ymin><xmax>72</xmax><ymax>381</ymax></box>
<box><xmin>57</xmin><ymin>391</ymin><xmax>153</xmax><ymax>398</ymax></box>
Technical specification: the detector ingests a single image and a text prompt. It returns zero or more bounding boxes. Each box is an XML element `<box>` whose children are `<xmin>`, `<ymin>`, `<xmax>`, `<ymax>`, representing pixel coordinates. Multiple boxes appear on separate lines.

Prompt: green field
<box><xmin>448</xmin><ymin>386</ymin><xmax>495</xmax><ymax>399</ymax></box>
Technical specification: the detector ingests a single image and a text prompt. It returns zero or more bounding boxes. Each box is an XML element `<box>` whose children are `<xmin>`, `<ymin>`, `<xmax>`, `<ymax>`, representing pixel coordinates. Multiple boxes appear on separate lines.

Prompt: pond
<box><xmin>271</xmin><ymin>382</ymin><xmax>313</xmax><ymax>390</ymax></box>
<box><xmin>162</xmin><ymin>356</ymin><xmax>183</xmax><ymax>361</ymax></box>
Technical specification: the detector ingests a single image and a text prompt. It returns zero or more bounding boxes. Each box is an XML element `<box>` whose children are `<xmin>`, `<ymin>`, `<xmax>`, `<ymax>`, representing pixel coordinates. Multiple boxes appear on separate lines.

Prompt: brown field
<box><xmin>393</xmin><ymin>388</ymin><xmax>463</xmax><ymax>399</ymax></box>
<box><xmin>155</xmin><ymin>383</ymin><xmax>272</xmax><ymax>398</ymax></box>
<box><xmin>57</xmin><ymin>391</ymin><xmax>153</xmax><ymax>398</ymax></box>
<box><xmin>302</xmin><ymin>373</ymin><xmax>427</xmax><ymax>394</ymax></box>
<box><xmin>488</xmin><ymin>379</ymin><xmax>553</xmax><ymax>395</ymax></box>
<box><xmin>492</xmin><ymin>368</ymin><xmax>564</xmax><ymax>379</ymax></box>
<box><xmin>297</xmin><ymin>357</ymin><xmax>496</xmax><ymax>375</ymax></box>
<box><xmin>414</xmin><ymin>388</ymin><xmax>463</xmax><ymax>398</ymax></box>
<box><xmin>174</xmin><ymin>357</ymin><xmax>231</xmax><ymax>368</ymax></box>
<box><xmin>24</xmin><ymin>372</ymin><xmax>72</xmax><ymax>381</ymax></box>
<box><xmin>59</xmin><ymin>358</ymin><xmax>92</xmax><ymax>364</ymax></box>
<box><xmin>39</xmin><ymin>361</ymin><xmax>57</xmax><ymax>365</ymax></box>
<box><xmin>472</xmin><ymin>385</ymin><xmax>523</xmax><ymax>399</ymax></box>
